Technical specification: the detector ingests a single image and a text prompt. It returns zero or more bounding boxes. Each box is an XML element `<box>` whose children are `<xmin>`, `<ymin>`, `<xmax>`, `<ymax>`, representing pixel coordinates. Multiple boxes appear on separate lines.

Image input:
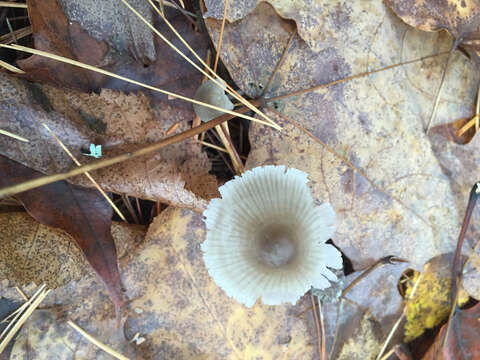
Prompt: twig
<box><xmin>0</xmin><ymin>59</ymin><xmax>24</xmax><ymax>73</ymax></box>
<box><xmin>0</xmin><ymin>1</ymin><xmax>27</xmax><ymax>8</ymax></box>
<box><xmin>146</xmin><ymin>0</ymin><xmax>279</xmax><ymax>129</ymax></box>
<box><xmin>67</xmin><ymin>320</ymin><xmax>129</xmax><ymax>360</ymax></box>
<box><xmin>212</xmin><ymin>0</ymin><xmax>228</xmax><ymax>73</ymax></box>
<box><xmin>260</xmin><ymin>28</ymin><xmax>297</xmax><ymax>99</ymax></box>
<box><xmin>0</xmin><ymin>25</ymin><xmax>32</xmax><ymax>44</ymax></box>
<box><xmin>134</xmin><ymin>0</ymin><xmax>280</xmax><ymax>129</ymax></box>
<box><xmin>310</xmin><ymin>292</ymin><xmax>323</xmax><ymax>360</ymax></box>
<box><xmin>121</xmin><ymin>194</ymin><xmax>139</xmax><ymax>224</ymax></box>
<box><xmin>375</xmin><ymin>273</ymin><xmax>423</xmax><ymax>360</ymax></box>
<box><xmin>456</xmin><ymin>82</ymin><xmax>480</xmax><ymax>137</ymax></box>
<box><xmin>0</xmin><ymin>128</ymin><xmax>28</xmax><ymax>141</ymax></box>
<box><xmin>442</xmin><ymin>181</ymin><xmax>480</xmax><ymax>349</ymax></box>
<box><xmin>0</xmin><ymin>285</ymin><xmax>50</xmax><ymax>354</ymax></box>
<box><xmin>41</xmin><ymin>123</ymin><xmax>127</xmax><ymax>222</ymax></box>
<box><xmin>0</xmin><ymin>107</ymin><xmax>251</xmax><ymax>198</ymax></box>
<box><xmin>266</xmin><ymin>51</ymin><xmax>449</xmax><ymax>102</ymax></box>
<box><xmin>0</xmin><ymin>43</ymin><xmax>276</xmax><ymax>129</ymax></box>
<box><xmin>425</xmin><ymin>40</ymin><xmax>460</xmax><ymax>133</ymax></box>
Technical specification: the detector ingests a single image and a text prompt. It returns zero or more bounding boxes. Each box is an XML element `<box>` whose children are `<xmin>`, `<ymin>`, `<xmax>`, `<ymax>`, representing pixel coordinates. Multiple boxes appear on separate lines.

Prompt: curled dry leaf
<box><xmin>0</xmin><ymin>73</ymin><xmax>218</xmax><ymax>211</ymax></box>
<box><xmin>0</xmin><ymin>155</ymin><xmax>126</xmax><ymax>314</ymax></box>
<box><xmin>2</xmin><ymin>207</ymin><xmax>317</xmax><ymax>359</ymax></box>
<box><xmin>204</xmin><ymin>1</ymin><xmax>480</xmax><ymax>269</ymax></box>
<box><xmin>384</xmin><ymin>0</ymin><xmax>480</xmax><ymax>64</ymax></box>
<box><xmin>17</xmin><ymin>0</ymin><xmax>108</xmax><ymax>91</ymax></box>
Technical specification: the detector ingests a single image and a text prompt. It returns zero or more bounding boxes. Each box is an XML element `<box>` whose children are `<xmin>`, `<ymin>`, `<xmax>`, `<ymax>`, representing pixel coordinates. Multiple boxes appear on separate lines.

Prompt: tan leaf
<box><xmin>204</xmin><ymin>1</ymin><xmax>480</xmax><ymax>269</ymax></box>
<box><xmin>0</xmin><ymin>212</ymin><xmax>144</xmax><ymax>289</ymax></box>
<box><xmin>0</xmin><ymin>73</ymin><xmax>218</xmax><ymax>211</ymax></box>
<box><xmin>2</xmin><ymin>207</ymin><xmax>315</xmax><ymax>359</ymax></box>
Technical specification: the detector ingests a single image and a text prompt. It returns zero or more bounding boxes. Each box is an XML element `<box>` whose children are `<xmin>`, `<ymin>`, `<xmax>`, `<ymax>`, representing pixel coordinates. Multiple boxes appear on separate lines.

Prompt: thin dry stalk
<box><xmin>267</xmin><ymin>52</ymin><xmax>449</xmax><ymax>102</ymax></box>
<box><xmin>212</xmin><ymin>0</ymin><xmax>228</xmax><ymax>73</ymax></box>
<box><xmin>0</xmin><ymin>1</ymin><xmax>27</xmax><ymax>8</ymax></box>
<box><xmin>41</xmin><ymin>123</ymin><xmax>127</xmax><ymax>222</ymax></box>
<box><xmin>318</xmin><ymin>300</ymin><xmax>327</xmax><ymax>360</ymax></box>
<box><xmin>425</xmin><ymin>41</ymin><xmax>459</xmax><ymax>133</ymax></box>
<box><xmin>260</xmin><ymin>28</ymin><xmax>297</xmax><ymax>99</ymax></box>
<box><xmin>67</xmin><ymin>320</ymin><xmax>129</xmax><ymax>360</ymax></box>
<box><xmin>375</xmin><ymin>273</ymin><xmax>423</xmax><ymax>360</ymax></box>
<box><xmin>14</xmin><ymin>286</ymin><xmax>28</xmax><ymax>301</ymax></box>
<box><xmin>310</xmin><ymin>293</ymin><xmax>325</xmax><ymax>360</ymax></box>
<box><xmin>0</xmin><ymin>106</ymin><xmax>250</xmax><ymax>198</ymax></box>
<box><xmin>0</xmin><ymin>128</ymin><xmax>28</xmax><ymax>141</ymax></box>
<box><xmin>121</xmin><ymin>194</ymin><xmax>140</xmax><ymax>224</ymax></box>
<box><xmin>0</xmin><ymin>59</ymin><xmax>24</xmax><ymax>73</ymax></box>
<box><xmin>145</xmin><ymin>0</ymin><xmax>279</xmax><ymax>129</ymax></box>
<box><xmin>0</xmin><ymin>43</ymin><xmax>275</xmax><ymax>128</ymax></box>
<box><xmin>0</xmin><ymin>25</ymin><xmax>32</xmax><ymax>44</ymax></box>
<box><xmin>0</xmin><ymin>285</ymin><xmax>50</xmax><ymax>354</ymax></box>
<box><xmin>457</xmin><ymin>82</ymin><xmax>480</xmax><ymax>137</ymax></box>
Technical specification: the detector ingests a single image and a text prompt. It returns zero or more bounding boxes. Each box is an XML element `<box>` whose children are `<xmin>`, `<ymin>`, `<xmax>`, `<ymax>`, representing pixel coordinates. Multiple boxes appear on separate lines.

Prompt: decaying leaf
<box><xmin>1</xmin><ymin>207</ymin><xmax>316</xmax><ymax>359</ymax></box>
<box><xmin>429</xmin><ymin>122</ymin><xmax>480</xmax><ymax>300</ymax></box>
<box><xmin>58</xmin><ymin>0</ymin><xmax>156</xmax><ymax>64</ymax></box>
<box><xmin>403</xmin><ymin>254</ymin><xmax>469</xmax><ymax>342</ymax></box>
<box><xmin>422</xmin><ymin>302</ymin><xmax>480</xmax><ymax>359</ymax></box>
<box><xmin>17</xmin><ymin>0</ymin><xmax>108</xmax><ymax>91</ymax></box>
<box><xmin>0</xmin><ymin>155</ymin><xmax>125</xmax><ymax>313</ymax></box>
<box><xmin>319</xmin><ymin>261</ymin><xmax>408</xmax><ymax>359</ymax></box>
<box><xmin>204</xmin><ymin>1</ymin><xmax>480</xmax><ymax>269</ymax></box>
<box><xmin>385</xmin><ymin>0</ymin><xmax>480</xmax><ymax>64</ymax></box>
<box><xmin>0</xmin><ymin>211</ymin><xmax>144</xmax><ymax>289</ymax></box>
<box><xmin>0</xmin><ymin>73</ymin><xmax>218</xmax><ymax>211</ymax></box>
<box><xmin>203</xmin><ymin>0</ymin><xmax>343</xmax><ymax>53</ymax></box>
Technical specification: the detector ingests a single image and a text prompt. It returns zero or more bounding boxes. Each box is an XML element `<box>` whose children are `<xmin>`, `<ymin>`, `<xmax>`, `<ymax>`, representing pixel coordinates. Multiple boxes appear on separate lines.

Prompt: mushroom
<box><xmin>202</xmin><ymin>165</ymin><xmax>343</xmax><ymax>307</ymax></box>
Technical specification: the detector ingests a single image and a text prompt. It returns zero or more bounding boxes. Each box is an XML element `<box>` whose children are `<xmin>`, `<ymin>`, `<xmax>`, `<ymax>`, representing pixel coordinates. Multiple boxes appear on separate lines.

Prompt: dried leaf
<box><xmin>384</xmin><ymin>0</ymin><xmax>480</xmax><ymax>64</ymax></box>
<box><xmin>320</xmin><ymin>262</ymin><xmax>408</xmax><ymax>359</ymax></box>
<box><xmin>429</xmin><ymin>123</ymin><xmax>480</xmax><ymax>299</ymax></box>
<box><xmin>0</xmin><ymin>155</ymin><xmax>125</xmax><ymax>313</ymax></box>
<box><xmin>0</xmin><ymin>73</ymin><xmax>218</xmax><ymax>211</ymax></box>
<box><xmin>58</xmin><ymin>0</ymin><xmax>156</xmax><ymax>63</ymax></box>
<box><xmin>422</xmin><ymin>302</ymin><xmax>480</xmax><ymax>359</ymax></box>
<box><xmin>0</xmin><ymin>211</ymin><xmax>144</xmax><ymax>289</ymax></box>
<box><xmin>2</xmin><ymin>207</ymin><xmax>316</xmax><ymax>359</ymax></box>
<box><xmin>204</xmin><ymin>1</ymin><xmax>480</xmax><ymax>269</ymax></box>
<box><xmin>204</xmin><ymin>0</ymin><xmax>338</xmax><ymax>53</ymax></box>
<box><xmin>17</xmin><ymin>0</ymin><xmax>108</xmax><ymax>91</ymax></box>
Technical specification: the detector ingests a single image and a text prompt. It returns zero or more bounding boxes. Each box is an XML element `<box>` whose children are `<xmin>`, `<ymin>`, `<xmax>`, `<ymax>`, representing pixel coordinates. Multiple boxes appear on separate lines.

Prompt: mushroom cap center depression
<box><xmin>255</xmin><ymin>224</ymin><xmax>298</xmax><ymax>267</ymax></box>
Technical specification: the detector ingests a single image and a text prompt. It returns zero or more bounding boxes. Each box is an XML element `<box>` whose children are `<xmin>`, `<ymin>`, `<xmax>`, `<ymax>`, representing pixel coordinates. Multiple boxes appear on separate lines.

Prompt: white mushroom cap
<box><xmin>202</xmin><ymin>165</ymin><xmax>343</xmax><ymax>307</ymax></box>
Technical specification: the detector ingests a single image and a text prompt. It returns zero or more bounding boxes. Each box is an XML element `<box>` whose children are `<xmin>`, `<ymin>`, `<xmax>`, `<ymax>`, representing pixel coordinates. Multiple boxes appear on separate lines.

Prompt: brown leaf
<box><xmin>422</xmin><ymin>303</ymin><xmax>480</xmax><ymax>359</ymax></box>
<box><xmin>0</xmin><ymin>155</ymin><xmax>125</xmax><ymax>314</ymax></box>
<box><xmin>0</xmin><ymin>211</ymin><xmax>144</xmax><ymax>289</ymax></box>
<box><xmin>0</xmin><ymin>72</ymin><xmax>218</xmax><ymax>211</ymax></box>
<box><xmin>319</xmin><ymin>262</ymin><xmax>408</xmax><ymax>359</ymax></box>
<box><xmin>384</xmin><ymin>0</ymin><xmax>480</xmax><ymax>64</ymax></box>
<box><xmin>17</xmin><ymin>0</ymin><xmax>108</xmax><ymax>91</ymax></box>
<box><xmin>58</xmin><ymin>0</ymin><xmax>156</xmax><ymax>64</ymax></box>
<box><xmin>203</xmin><ymin>0</ymin><xmax>330</xmax><ymax>53</ymax></box>
<box><xmin>429</xmin><ymin>123</ymin><xmax>480</xmax><ymax>300</ymax></box>
<box><xmin>204</xmin><ymin>1</ymin><xmax>480</xmax><ymax>269</ymax></box>
<box><xmin>2</xmin><ymin>207</ymin><xmax>316</xmax><ymax>359</ymax></box>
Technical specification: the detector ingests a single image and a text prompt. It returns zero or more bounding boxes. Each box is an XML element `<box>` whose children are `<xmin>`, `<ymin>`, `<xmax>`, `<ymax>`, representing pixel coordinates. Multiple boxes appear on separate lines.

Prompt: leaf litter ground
<box><xmin>1</xmin><ymin>0</ymin><xmax>480</xmax><ymax>359</ymax></box>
